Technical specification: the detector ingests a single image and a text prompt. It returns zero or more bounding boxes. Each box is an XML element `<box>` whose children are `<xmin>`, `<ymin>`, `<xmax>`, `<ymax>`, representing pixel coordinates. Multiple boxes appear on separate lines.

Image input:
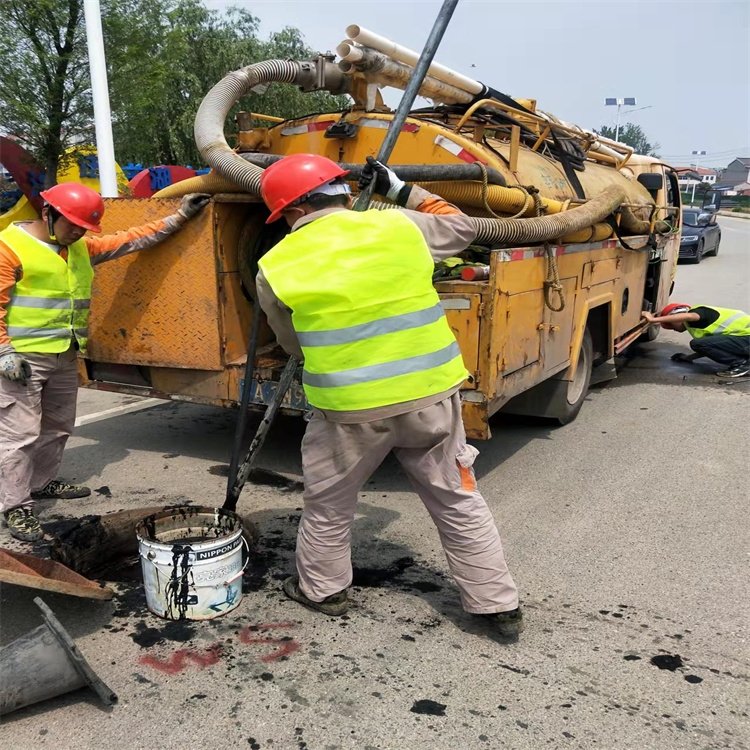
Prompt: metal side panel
<box><xmin>88</xmin><ymin>199</ymin><xmax>223</xmax><ymax>371</ymax></box>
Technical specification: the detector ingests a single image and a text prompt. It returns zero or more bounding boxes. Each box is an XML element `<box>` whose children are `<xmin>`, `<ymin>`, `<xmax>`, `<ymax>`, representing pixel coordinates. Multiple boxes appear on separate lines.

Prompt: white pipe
<box><xmin>337</xmin><ymin>42</ymin><xmax>364</xmax><ymax>62</ymax></box>
<box><xmin>339</xmin><ymin>46</ymin><xmax>472</xmax><ymax>105</ymax></box>
<box><xmin>83</xmin><ymin>0</ymin><xmax>118</xmax><ymax>196</ymax></box>
<box><xmin>346</xmin><ymin>24</ymin><xmax>483</xmax><ymax>95</ymax></box>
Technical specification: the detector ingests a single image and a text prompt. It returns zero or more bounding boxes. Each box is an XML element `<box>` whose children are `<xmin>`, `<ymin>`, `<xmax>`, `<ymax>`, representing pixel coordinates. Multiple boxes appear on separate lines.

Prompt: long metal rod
<box><xmin>224</xmin><ymin>355</ymin><xmax>299</xmax><ymax>511</ymax></box>
<box><xmin>353</xmin><ymin>0</ymin><xmax>460</xmax><ymax>211</ymax></box>
<box><xmin>225</xmin><ymin>295</ymin><xmax>263</xmax><ymax>506</ymax></box>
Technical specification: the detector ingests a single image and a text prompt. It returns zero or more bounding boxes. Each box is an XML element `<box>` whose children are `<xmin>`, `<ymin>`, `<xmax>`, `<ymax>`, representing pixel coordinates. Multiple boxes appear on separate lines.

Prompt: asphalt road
<box><xmin>2</xmin><ymin>216</ymin><xmax>748</xmax><ymax>749</ymax></box>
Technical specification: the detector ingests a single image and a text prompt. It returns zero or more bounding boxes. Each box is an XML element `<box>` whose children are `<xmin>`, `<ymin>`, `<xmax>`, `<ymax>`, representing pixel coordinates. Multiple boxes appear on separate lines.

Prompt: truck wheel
<box><xmin>554</xmin><ymin>328</ymin><xmax>594</xmax><ymax>425</ymax></box>
<box><xmin>499</xmin><ymin>329</ymin><xmax>594</xmax><ymax>425</ymax></box>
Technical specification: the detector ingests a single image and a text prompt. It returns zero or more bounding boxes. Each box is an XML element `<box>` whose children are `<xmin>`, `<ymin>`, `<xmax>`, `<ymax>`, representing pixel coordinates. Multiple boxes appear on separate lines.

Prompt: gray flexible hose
<box><xmin>195</xmin><ymin>60</ymin><xmax>309</xmax><ymax>195</ymax></box>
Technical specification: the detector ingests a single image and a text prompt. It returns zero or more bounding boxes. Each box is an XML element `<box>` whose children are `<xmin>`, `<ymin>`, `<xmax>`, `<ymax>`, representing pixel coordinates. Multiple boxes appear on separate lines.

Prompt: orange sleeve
<box><xmin>0</xmin><ymin>241</ymin><xmax>23</xmax><ymax>349</ymax></box>
<box><xmin>404</xmin><ymin>184</ymin><xmax>462</xmax><ymax>215</ymax></box>
<box><xmin>84</xmin><ymin>213</ymin><xmax>185</xmax><ymax>265</ymax></box>
<box><xmin>414</xmin><ymin>195</ymin><xmax>463</xmax><ymax>216</ymax></box>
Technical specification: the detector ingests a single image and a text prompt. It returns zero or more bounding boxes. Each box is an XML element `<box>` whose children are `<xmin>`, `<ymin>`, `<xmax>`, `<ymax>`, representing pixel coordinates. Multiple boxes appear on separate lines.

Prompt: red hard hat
<box><xmin>260</xmin><ymin>154</ymin><xmax>349</xmax><ymax>223</ymax></box>
<box><xmin>40</xmin><ymin>182</ymin><xmax>105</xmax><ymax>233</ymax></box>
<box><xmin>660</xmin><ymin>302</ymin><xmax>691</xmax><ymax>317</ymax></box>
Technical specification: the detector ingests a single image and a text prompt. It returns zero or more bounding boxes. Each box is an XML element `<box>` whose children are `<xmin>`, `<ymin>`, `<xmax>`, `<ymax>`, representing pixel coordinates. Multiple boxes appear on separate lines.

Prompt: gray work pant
<box><xmin>0</xmin><ymin>347</ymin><xmax>78</xmax><ymax>513</ymax></box>
<box><xmin>298</xmin><ymin>393</ymin><xmax>519</xmax><ymax>614</ymax></box>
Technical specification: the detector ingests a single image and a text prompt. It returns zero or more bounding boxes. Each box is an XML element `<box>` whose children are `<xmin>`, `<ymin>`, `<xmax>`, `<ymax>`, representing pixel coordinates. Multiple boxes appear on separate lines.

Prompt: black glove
<box><xmin>178</xmin><ymin>193</ymin><xmax>211</xmax><ymax>219</ymax></box>
<box><xmin>671</xmin><ymin>352</ymin><xmax>693</xmax><ymax>363</ymax></box>
<box><xmin>358</xmin><ymin>156</ymin><xmax>410</xmax><ymax>205</ymax></box>
<box><xmin>0</xmin><ymin>352</ymin><xmax>31</xmax><ymax>384</ymax></box>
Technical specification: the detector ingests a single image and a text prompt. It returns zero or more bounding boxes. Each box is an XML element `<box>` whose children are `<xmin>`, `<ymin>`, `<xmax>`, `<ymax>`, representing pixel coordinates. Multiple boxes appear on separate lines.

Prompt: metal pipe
<box><xmin>346</xmin><ymin>23</ymin><xmax>483</xmax><ymax>95</ymax></box>
<box><xmin>354</xmin><ymin>0</ymin><xmax>460</xmax><ymax>211</ymax></box>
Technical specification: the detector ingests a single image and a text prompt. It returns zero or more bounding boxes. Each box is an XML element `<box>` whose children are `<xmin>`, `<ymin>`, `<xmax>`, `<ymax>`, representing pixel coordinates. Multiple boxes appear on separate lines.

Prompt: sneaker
<box><xmin>282</xmin><ymin>576</ymin><xmax>349</xmax><ymax>616</ymax></box>
<box><xmin>478</xmin><ymin>607</ymin><xmax>525</xmax><ymax>638</ymax></box>
<box><xmin>31</xmin><ymin>479</ymin><xmax>91</xmax><ymax>500</ymax></box>
<box><xmin>3</xmin><ymin>507</ymin><xmax>44</xmax><ymax>542</ymax></box>
<box><xmin>716</xmin><ymin>361</ymin><xmax>750</xmax><ymax>378</ymax></box>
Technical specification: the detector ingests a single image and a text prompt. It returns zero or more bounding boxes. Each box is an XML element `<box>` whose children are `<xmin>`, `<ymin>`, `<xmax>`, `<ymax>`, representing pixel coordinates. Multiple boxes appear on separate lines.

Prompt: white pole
<box><xmin>83</xmin><ymin>0</ymin><xmax>118</xmax><ymax>197</ymax></box>
<box><xmin>615</xmin><ymin>101</ymin><xmax>621</xmax><ymax>142</ymax></box>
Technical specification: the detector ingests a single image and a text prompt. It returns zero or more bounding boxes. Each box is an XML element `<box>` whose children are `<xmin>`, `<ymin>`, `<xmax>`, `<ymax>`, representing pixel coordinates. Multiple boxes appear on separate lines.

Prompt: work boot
<box><xmin>477</xmin><ymin>606</ymin><xmax>525</xmax><ymax>638</ymax></box>
<box><xmin>716</xmin><ymin>361</ymin><xmax>750</xmax><ymax>378</ymax></box>
<box><xmin>31</xmin><ymin>479</ymin><xmax>91</xmax><ymax>500</ymax></box>
<box><xmin>282</xmin><ymin>576</ymin><xmax>349</xmax><ymax>616</ymax></box>
<box><xmin>3</xmin><ymin>507</ymin><xmax>44</xmax><ymax>542</ymax></box>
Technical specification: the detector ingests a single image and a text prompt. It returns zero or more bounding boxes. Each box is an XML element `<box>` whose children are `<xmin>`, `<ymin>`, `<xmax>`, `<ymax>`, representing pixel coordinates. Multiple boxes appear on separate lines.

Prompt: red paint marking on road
<box><xmin>139</xmin><ymin>644</ymin><xmax>223</xmax><ymax>675</ymax></box>
<box><xmin>239</xmin><ymin>622</ymin><xmax>301</xmax><ymax>662</ymax></box>
<box><xmin>240</xmin><ymin>634</ymin><xmax>301</xmax><ymax>662</ymax></box>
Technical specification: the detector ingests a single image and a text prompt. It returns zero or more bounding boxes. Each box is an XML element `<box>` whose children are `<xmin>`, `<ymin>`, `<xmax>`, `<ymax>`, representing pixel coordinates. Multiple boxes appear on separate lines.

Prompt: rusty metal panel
<box><xmin>89</xmin><ymin>199</ymin><xmax>223</xmax><ymax>370</ymax></box>
<box><xmin>502</xmin><ymin>290</ymin><xmax>544</xmax><ymax>375</ymax></box>
<box><xmin>542</xmin><ymin>277</ymin><xmax>578</xmax><ymax>370</ymax></box>
<box><xmin>440</xmin><ymin>294</ymin><xmax>480</xmax><ymax>388</ymax></box>
<box><xmin>582</xmin><ymin>257</ymin><xmax>621</xmax><ymax>288</ymax></box>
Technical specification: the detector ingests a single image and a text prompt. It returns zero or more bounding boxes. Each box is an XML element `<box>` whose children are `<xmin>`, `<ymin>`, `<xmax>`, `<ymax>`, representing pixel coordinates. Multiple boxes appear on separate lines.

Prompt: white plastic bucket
<box><xmin>135</xmin><ymin>506</ymin><xmax>248</xmax><ymax>621</ymax></box>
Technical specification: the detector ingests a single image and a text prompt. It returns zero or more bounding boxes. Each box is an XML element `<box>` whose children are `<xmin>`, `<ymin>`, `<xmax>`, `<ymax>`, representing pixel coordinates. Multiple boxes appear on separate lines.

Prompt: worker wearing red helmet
<box><xmin>0</xmin><ymin>182</ymin><xmax>210</xmax><ymax>542</ymax></box>
<box><xmin>641</xmin><ymin>302</ymin><xmax>750</xmax><ymax>377</ymax></box>
<box><xmin>256</xmin><ymin>154</ymin><xmax>522</xmax><ymax>638</ymax></box>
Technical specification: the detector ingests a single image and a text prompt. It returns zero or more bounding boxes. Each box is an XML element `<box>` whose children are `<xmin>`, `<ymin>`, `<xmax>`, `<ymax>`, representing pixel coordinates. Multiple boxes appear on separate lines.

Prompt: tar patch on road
<box><xmin>411</xmin><ymin>699</ymin><xmax>447</xmax><ymax>716</ymax></box>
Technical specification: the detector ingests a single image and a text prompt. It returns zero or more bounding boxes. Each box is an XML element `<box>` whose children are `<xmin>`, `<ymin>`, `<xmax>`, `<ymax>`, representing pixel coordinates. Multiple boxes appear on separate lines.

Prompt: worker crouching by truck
<box><xmin>642</xmin><ymin>303</ymin><xmax>750</xmax><ymax>378</ymax></box>
<box><xmin>256</xmin><ymin>154</ymin><xmax>523</xmax><ymax>637</ymax></box>
<box><xmin>0</xmin><ymin>183</ymin><xmax>210</xmax><ymax>542</ymax></box>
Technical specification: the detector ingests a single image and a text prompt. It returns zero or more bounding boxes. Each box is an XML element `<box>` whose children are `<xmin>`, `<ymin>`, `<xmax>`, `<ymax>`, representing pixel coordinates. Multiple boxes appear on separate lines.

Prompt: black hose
<box><xmin>240</xmin><ymin>153</ymin><xmax>506</xmax><ymax>186</ymax></box>
<box><xmin>224</xmin><ymin>295</ymin><xmax>262</xmax><ymax>510</ymax></box>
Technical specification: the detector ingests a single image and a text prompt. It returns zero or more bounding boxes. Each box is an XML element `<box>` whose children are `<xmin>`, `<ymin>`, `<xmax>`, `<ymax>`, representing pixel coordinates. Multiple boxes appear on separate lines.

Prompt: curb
<box><xmin>717</xmin><ymin>211</ymin><xmax>750</xmax><ymax>220</ymax></box>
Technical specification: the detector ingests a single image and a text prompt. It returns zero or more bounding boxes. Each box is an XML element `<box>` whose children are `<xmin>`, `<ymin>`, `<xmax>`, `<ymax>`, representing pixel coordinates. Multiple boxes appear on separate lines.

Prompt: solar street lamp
<box><xmin>605</xmin><ymin>97</ymin><xmax>636</xmax><ymax>142</ymax></box>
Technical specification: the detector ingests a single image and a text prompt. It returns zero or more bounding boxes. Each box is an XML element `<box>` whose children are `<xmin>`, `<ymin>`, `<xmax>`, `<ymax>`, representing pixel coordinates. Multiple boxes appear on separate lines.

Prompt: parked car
<box><xmin>679</xmin><ymin>207</ymin><xmax>721</xmax><ymax>263</ymax></box>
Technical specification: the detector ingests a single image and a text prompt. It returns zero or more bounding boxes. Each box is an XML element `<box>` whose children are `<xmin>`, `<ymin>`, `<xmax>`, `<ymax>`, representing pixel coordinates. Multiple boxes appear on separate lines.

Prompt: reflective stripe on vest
<box><xmin>0</xmin><ymin>223</ymin><xmax>93</xmax><ymax>354</ymax></box>
<box><xmin>259</xmin><ymin>210</ymin><xmax>468</xmax><ymax>411</ymax></box>
<box><xmin>686</xmin><ymin>306</ymin><xmax>750</xmax><ymax>339</ymax></box>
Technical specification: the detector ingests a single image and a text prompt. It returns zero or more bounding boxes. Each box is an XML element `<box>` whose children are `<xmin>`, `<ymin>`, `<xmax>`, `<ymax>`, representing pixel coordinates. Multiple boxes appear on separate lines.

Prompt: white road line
<box><xmin>75</xmin><ymin>398</ymin><xmax>164</xmax><ymax>427</ymax></box>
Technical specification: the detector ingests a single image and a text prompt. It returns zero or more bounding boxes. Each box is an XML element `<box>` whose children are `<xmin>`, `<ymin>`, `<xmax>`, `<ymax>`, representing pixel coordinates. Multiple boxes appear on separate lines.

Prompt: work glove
<box><xmin>0</xmin><ymin>352</ymin><xmax>32</xmax><ymax>384</ymax></box>
<box><xmin>358</xmin><ymin>156</ymin><xmax>410</xmax><ymax>205</ymax></box>
<box><xmin>671</xmin><ymin>352</ymin><xmax>693</xmax><ymax>363</ymax></box>
<box><xmin>178</xmin><ymin>193</ymin><xmax>211</xmax><ymax>219</ymax></box>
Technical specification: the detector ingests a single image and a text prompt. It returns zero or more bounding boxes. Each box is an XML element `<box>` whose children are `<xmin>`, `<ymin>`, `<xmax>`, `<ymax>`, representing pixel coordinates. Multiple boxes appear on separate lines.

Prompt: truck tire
<box><xmin>500</xmin><ymin>329</ymin><xmax>594</xmax><ymax>425</ymax></box>
<box><xmin>553</xmin><ymin>328</ymin><xmax>594</xmax><ymax>425</ymax></box>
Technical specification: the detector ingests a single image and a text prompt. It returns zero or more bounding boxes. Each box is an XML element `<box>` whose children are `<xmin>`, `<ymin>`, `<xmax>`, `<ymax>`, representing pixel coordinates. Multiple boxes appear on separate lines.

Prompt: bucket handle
<box><xmin>223</xmin><ymin>536</ymin><xmax>251</xmax><ymax>587</ymax></box>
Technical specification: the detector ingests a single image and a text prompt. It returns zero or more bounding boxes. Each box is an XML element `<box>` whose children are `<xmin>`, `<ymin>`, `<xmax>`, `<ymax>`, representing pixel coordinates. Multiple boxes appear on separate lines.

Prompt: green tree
<box><xmin>595</xmin><ymin>122</ymin><xmax>660</xmax><ymax>157</ymax></box>
<box><xmin>0</xmin><ymin>0</ymin><xmax>92</xmax><ymax>186</ymax></box>
<box><xmin>1</xmin><ymin>0</ymin><xmax>348</xmax><ymax>179</ymax></box>
<box><xmin>103</xmin><ymin>0</ymin><xmax>347</xmax><ymax>165</ymax></box>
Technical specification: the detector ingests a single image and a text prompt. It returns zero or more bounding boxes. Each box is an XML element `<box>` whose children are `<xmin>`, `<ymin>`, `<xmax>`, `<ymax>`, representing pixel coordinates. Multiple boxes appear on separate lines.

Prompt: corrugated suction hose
<box><xmin>194</xmin><ymin>60</ymin><xmax>308</xmax><ymax>195</ymax></box>
<box><xmin>470</xmin><ymin>185</ymin><xmax>626</xmax><ymax>245</ymax></box>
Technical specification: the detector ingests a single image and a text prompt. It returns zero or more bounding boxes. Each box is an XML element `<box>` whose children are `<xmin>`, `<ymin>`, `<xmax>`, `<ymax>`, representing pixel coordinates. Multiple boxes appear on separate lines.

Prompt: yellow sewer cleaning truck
<box><xmin>82</xmin><ymin>25</ymin><xmax>681</xmax><ymax>439</ymax></box>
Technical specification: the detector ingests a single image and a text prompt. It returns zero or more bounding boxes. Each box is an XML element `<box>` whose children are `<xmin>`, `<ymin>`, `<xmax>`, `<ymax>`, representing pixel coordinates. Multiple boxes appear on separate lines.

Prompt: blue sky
<box><xmin>204</xmin><ymin>0</ymin><xmax>749</xmax><ymax>170</ymax></box>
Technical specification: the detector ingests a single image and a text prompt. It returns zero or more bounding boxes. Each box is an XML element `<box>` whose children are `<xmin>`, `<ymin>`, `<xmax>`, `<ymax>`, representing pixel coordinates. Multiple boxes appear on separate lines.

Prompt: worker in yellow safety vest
<box><xmin>0</xmin><ymin>182</ymin><xmax>209</xmax><ymax>542</ymax></box>
<box><xmin>256</xmin><ymin>153</ymin><xmax>522</xmax><ymax>638</ymax></box>
<box><xmin>642</xmin><ymin>303</ymin><xmax>750</xmax><ymax>378</ymax></box>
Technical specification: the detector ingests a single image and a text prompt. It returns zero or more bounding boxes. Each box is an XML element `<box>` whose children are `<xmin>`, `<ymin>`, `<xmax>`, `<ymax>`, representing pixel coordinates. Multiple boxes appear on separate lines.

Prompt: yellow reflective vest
<box><xmin>259</xmin><ymin>209</ymin><xmax>468</xmax><ymax>411</ymax></box>
<box><xmin>1</xmin><ymin>223</ymin><xmax>93</xmax><ymax>354</ymax></box>
<box><xmin>686</xmin><ymin>306</ymin><xmax>750</xmax><ymax>339</ymax></box>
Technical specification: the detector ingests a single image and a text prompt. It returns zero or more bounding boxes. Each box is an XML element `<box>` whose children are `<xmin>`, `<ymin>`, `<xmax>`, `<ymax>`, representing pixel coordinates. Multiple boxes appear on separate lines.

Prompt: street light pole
<box><xmin>605</xmin><ymin>97</ymin><xmax>636</xmax><ymax>142</ymax></box>
<box><xmin>691</xmin><ymin>149</ymin><xmax>707</xmax><ymax>206</ymax></box>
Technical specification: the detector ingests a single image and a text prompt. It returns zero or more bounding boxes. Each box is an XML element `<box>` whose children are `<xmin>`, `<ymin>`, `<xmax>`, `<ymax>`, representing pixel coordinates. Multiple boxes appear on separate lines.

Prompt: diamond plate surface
<box><xmin>88</xmin><ymin>198</ymin><xmax>222</xmax><ymax>370</ymax></box>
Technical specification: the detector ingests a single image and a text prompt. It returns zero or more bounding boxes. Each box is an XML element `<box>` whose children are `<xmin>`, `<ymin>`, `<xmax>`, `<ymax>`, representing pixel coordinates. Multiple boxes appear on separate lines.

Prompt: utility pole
<box><xmin>605</xmin><ymin>97</ymin><xmax>636</xmax><ymax>142</ymax></box>
<box><xmin>83</xmin><ymin>0</ymin><xmax>118</xmax><ymax>197</ymax></box>
<box><xmin>691</xmin><ymin>150</ymin><xmax>707</xmax><ymax>206</ymax></box>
